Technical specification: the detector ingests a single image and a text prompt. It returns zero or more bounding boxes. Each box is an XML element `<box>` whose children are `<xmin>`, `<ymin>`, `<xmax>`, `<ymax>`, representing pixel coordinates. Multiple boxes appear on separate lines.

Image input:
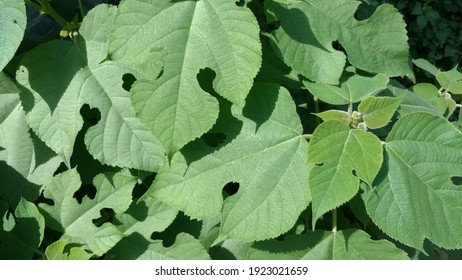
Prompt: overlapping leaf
<box><xmin>0</xmin><ymin>73</ymin><xmax>61</xmax><ymax>207</ymax></box>
<box><xmin>146</xmin><ymin>83</ymin><xmax>309</xmax><ymax>242</ymax></box>
<box><xmin>265</xmin><ymin>0</ymin><xmax>411</xmax><ymax>84</ymax></box>
<box><xmin>110</xmin><ymin>0</ymin><xmax>262</xmax><ymax>156</ymax></box>
<box><xmin>16</xmin><ymin>5</ymin><xmax>165</xmax><ymax>171</ymax></box>
<box><xmin>0</xmin><ymin>0</ymin><xmax>26</xmax><ymax>71</ymax></box>
<box><xmin>307</xmin><ymin>121</ymin><xmax>383</xmax><ymax>226</ymax></box>
<box><xmin>39</xmin><ymin>168</ymin><xmax>137</xmax><ymax>256</ymax></box>
<box><xmin>247</xmin><ymin>230</ymin><xmax>409</xmax><ymax>260</ymax></box>
<box><xmin>0</xmin><ymin>198</ymin><xmax>45</xmax><ymax>259</ymax></box>
<box><xmin>366</xmin><ymin>112</ymin><xmax>462</xmax><ymax>250</ymax></box>
<box><xmin>358</xmin><ymin>96</ymin><xmax>403</xmax><ymax>129</ymax></box>
<box><xmin>45</xmin><ymin>240</ymin><xmax>93</xmax><ymax>260</ymax></box>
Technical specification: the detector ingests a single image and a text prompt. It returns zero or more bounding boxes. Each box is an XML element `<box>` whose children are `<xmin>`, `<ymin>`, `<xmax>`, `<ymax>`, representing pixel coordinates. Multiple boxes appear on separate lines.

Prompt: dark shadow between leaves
<box><xmin>105</xmin><ymin>232</ymin><xmax>149</xmax><ymax>260</ymax></box>
<box><xmin>0</xmin><ymin>217</ymin><xmax>41</xmax><ymax>260</ymax></box>
<box><xmin>241</xmin><ymin>82</ymin><xmax>278</xmax><ymax>131</ymax></box>
<box><xmin>354</xmin><ymin>1</ymin><xmax>379</xmax><ymax>21</ymax></box>
<box><xmin>0</xmin><ymin>162</ymin><xmax>41</xmax><ymax>209</ymax></box>
<box><xmin>251</xmin><ymin>232</ymin><xmax>325</xmax><ymax>257</ymax></box>
<box><xmin>151</xmin><ymin>212</ymin><xmax>201</xmax><ymax>247</ymax></box>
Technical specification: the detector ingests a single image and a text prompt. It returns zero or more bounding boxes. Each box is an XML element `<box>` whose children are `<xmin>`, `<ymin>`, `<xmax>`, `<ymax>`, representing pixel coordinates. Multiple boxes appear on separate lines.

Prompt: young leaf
<box><xmin>307</xmin><ymin>121</ymin><xmax>383</xmax><ymax>226</ymax></box>
<box><xmin>304</xmin><ymin>73</ymin><xmax>389</xmax><ymax>105</ymax></box>
<box><xmin>0</xmin><ymin>198</ymin><xmax>45</xmax><ymax>260</ymax></box>
<box><xmin>146</xmin><ymin>83</ymin><xmax>310</xmax><ymax>242</ymax></box>
<box><xmin>413</xmin><ymin>58</ymin><xmax>440</xmax><ymax>76</ymax></box>
<box><xmin>265</xmin><ymin>0</ymin><xmax>411</xmax><ymax>84</ymax></box>
<box><xmin>0</xmin><ymin>0</ymin><xmax>26</xmax><ymax>71</ymax></box>
<box><xmin>358</xmin><ymin>96</ymin><xmax>403</xmax><ymax>129</ymax></box>
<box><xmin>411</xmin><ymin>83</ymin><xmax>448</xmax><ymax>114</ymax></box>
<box><xmin>17</xmin><ymin>5</ymin><xmax>165</xmax><ymax>172</ymax></box>
<box><xmin>106</xmin><ymin>232</ymin><xmax>210</xmax><ymax>260</ymax></box>
<box><xmin>366</xmin><ymin>112</ymin><xmax>462</xmax><ymax>250</ymax></box>
<box><xmin>39</xmin><ymin>168</ymin><xmax>137</xmax><ymax>256</ymax></box>
<box><xmin>111</xmin><ymin>0</ymin><xmax>262</xmax><ymax>156</ymax></box>
<box><xmin>436</xmin><ymin>66</ymin><xmax>462</xmax><ymax>95</ymax></box>
<box><xmin>247</xmin><ymin>229</ymin><xmax>409</xmax><ymax>260</ymax></box>
<box><xmin>314</xmin><ymin>110</ymin><xmax>351</xmax><ymax>126</ymax></box>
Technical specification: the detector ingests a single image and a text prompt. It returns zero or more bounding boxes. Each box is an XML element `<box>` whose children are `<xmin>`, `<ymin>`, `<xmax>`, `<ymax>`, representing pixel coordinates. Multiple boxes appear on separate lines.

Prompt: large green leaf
<box><xmin>17</xmin><ymin>5</ymin><xmax>165</xmax><ymax>171</ymax></box>
<box><xmin>247</xmin><ymin>229</ymin><xmax>409</xmax><ymax>260</ymax></box>
<box><xmin>265</xmin><ymin>0</ymin><xmax>411</xmax><ymax>84</ymax></box>
<box><xmin>0</xmin><ymin>198</ymin><xmax>45</xmax><ymax>259</ymax></box>
<box><xmin>39</xmin><ymin>168</ymin><xmax>137</xmax><ymax>256</ymax></box>
<box><xmin>0</xmin><ymin>73</ymin><xmax>61</xmax><ymax>207</ymax></box>
<box><xmin>146</xmin><ymin>83</ymin><xmax>309</xmax><ymax>242</ymax></box>
<box><xmin>366</xmin><ymin>112</ymin><xmax>462</xmax><ymax>250</ymax></box>
<box><xmin>0</xmin><ymin>0</ymin><xmax>26</xmax><ymax>71</ymax></box>
<box><xmin>307</xmin><ymin>121</ymin><xmax>382</xmax><ymax>226</ymax></box>
<box><xmin>110</xmin><ymin>0</ymin><xmax>262</xmax><ymax>156</ymax></box>
<box><xmin>106</xmin><ymin>232</ymin><xmax>210</xmax><ymax>260</ymax></box>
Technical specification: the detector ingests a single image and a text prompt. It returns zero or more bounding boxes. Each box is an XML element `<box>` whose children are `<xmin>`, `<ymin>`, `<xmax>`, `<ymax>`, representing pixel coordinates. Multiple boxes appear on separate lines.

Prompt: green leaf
<box><xmin>411</xmin><ymin>83</ymin><xmax>448</xmax><ymax>114</ymax></box>
<box><xmin>0</xmin><ymin>198</ymin><xmax>45</xmax><ymax>260</ymax></box>
<box><xmin>0</xmin><ymin>0</ymin><xmax>26</xmax><ymax>71</ymax></box>
<box><xmin>358</xmin><ymin>96</ymin><xmax>403</xmax><ymax>129</ymax></box>
<box><xmin>111</xmin><ymin>0</ymin><xmax>262</xmax><ymax>156</ymax></box>
<box><xmin>0</xmin><ymin>73</ymin><xmax>61</xmax><ymax>207</ymax></box>
<box><xmin>265</xmin><ymin>0</ymin><xmax>411</xmax><ymax>84</ymax></box>
<box><xmin>147</xmin><ymin>83</ymin><xmax>310</xmax><ymax>242</ymax></box>
<box><xmin>436</xmin><ymin>66</ymin><xmax>462</xmax><ymax>94</ymax></box>
<box><xmin>247</xmin><ymin>229</ymin><xmax>409</xmax><ymax>260</ymax></box>
<box><xmin>307</xmin><ymin>121</ymin><xmax>383</xmax><ymax>226</ymax></box>
<box><xmin>366</xmin><ymin>112</ymin><xmax>462</xmax><ymax>250</ymax></box>
<box><xmin>39</xmin><ymin>168</ymin><xmax>137</xmax><ymax>256</ymax></box>
<box><xmin>304</xmin><ymin>73</ymin><xmax>389</xmax><ymax>105</ymax></box>
<box><xmin>17</xmin><ymin>5</ymin><xmax>165</xmax><ymax>172</ymax></box>
<box><xmin>314</xmin><ymin>110</ymin><xmax>351</xmax><ymax>126</ymax></box>
<box><xmin>412</xmin><ymin>58</ymin><xmax>440</xmax><ymax>76</ymax></box>
<box><xmin>45</xmin><ymin>240</ymin><xmax>93</xmax><ymax>260</ymax></box>
<box><xmin>106</xmin><ymin>232</ymin><xmax>210</xmax><ymax>260</ymax></box>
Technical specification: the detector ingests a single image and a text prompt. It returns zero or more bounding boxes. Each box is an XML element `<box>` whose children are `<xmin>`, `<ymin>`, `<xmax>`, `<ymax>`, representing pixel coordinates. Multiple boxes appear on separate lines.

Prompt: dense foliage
<box><xmin>1</xmin><ymin>0</ymin><xmax>462</xmax><ymax>260</ymax></box>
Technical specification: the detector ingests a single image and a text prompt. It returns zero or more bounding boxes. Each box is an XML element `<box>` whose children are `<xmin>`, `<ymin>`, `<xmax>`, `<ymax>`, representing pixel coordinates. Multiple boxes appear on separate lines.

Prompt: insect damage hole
<box><xmin>222</xmin><ymin>182</ymin><xmax>240</xmax><ymax>200</ymax></box>
<box><xmin>122</xmin><ymin>73</ymin><xmax>137</xmax><ymax>92</ymax></box>
<box><xmin>92</xmin><ymin>208</ymin><xmax>115</xmax><ymax>227</ymax></box>
<box><xmin>451</xmin><ymin>176</ymin><xmax>462</xmax><ymax>186</ymax></box>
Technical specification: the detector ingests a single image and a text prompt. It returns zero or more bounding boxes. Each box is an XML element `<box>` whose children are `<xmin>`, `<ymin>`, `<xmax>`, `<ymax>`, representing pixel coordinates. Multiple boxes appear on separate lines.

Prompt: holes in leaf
<box><xmin>315</xmin><ymin>162</ymin><xmax>324</xmax><ymax>167</ymax></box>
<box><xmin>332</xmin><ymin>40</ymin><xmax>345</xmax><ymax>53</ymax></box>
<box><xmin>202</xmin><ymin>132</ymin><xmax>226</xmax><ymax>148</ymax></box>
<box><xmin>122</xmin><ymin>73</ymin><xmax>137</xmax><ymax>92</ymax></box>
<box><xmin>354</xmin><ymin>2</ymin><xmax>378</xmax><ymax>21</ymax></box>
<box><xmin>451</xmin><ymin>176</ymin><xmax>462</xmax><ymax>186</ymax></box>
<box><xmin>352</xmin><ymin>169</ymin><xmax>358</xmax><ymax>177</ymax></box>
<box><xmin>13</xmin><ymin>19</ymin><xmax>17</xmax><ymax>24</ymax></box>
<box><xmin>156</xmin><ymin>67</ymin><xmax>164</xmax><ymax>80</ymax></box>
<box><xmin>79</xmin><ymin>104</ymin><xmax>101</xmax><ymax>126</ymax></box>
<box><xmin>73</xmin><ymin>184</ymin><xmax>96</xmax><ymax>204</ymax></box>
<box><xmin>36</xmin><ymin>192</ymin><xmax>54</xmax><ymax>206</ymax></box>
<box><xmin>197</xmin><ymin>67</ymin><xmax>218</xmax><ymax>97</ymax></box>
<box><xmin>235</xmin><ymin>0</ymin><xmax>245</xmax><ymax>7</ymax></box>
<box><xmin>222</xmin><ymin>182</ymin><xmax>240</xmax><ymax>199</ymax></box>
<box><xmin>92</xmin><ymin>208</ymin><xmax>115</xmax><ymax>228</ymax></box>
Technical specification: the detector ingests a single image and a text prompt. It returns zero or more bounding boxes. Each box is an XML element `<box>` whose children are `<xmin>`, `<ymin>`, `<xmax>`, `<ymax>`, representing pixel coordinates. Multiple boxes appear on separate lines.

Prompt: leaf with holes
<box><xmin>16</xmin><ymin>5</ymin><xmax>165</xmax><ymax>171</ymax></box>
<box><xmin>39</xmin><ymin>168</ymin><xmax>137</xmax><ymax>256</ymax></box>
<box><xmin>365</xmin><ymin>112</ymin><xmax>462</xmax><ymax>250</ymax></box>
<box><xmin>0</xmin><ymin>0</ymin><xmax>26</xmax><ymax>71</ymax></box>
<box><xmin>307</xmin><ymin>120</ymin><xmax>383</xmax><ymax>227</ymax></box>
<box><xmin>146</xmin><ymin>83</ymin><xmax>309</xmax><ymax>242</ymax></box>
<box><xmin>110</xmin><ymin>0</ymin><xmax>262</xmax><ymax>156</ymax></box>
<box><xmin>265</xmin><ymin>0</ymin><xmax>411</xmax><ymax>84</ymax></box>
<box><xmin>247</xmin><ymin>229</ymin><xmax>409</xmax><ymax>260</ymax></box>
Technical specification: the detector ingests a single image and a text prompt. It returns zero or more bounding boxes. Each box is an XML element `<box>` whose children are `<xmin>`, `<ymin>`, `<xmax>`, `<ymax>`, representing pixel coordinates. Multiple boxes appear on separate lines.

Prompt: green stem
<box><xmin>302</xmin><ymin>134</ymin><xmax>312</xmax><ymax>140</ymax></box>
<box><xmin>332</xmin><ymin>208</ymin><xmax>337</xmax><ymax>234</ymax></box>
<box><xmin>347</xmin><ymin>102</ymin><xmax>353</xmax><ymax>116</ymax></box>
<box><xmin>313</xmin><ymin>96</ymin><xmax>321</xmax><ymax>126</ymax></box>
<box><xmin>77</xmin><ymin>0</ymin><xmax>85</xmax><ymax>19</ymax></box>
<box><xmin>26</xmin><ymin>0</ymin><xmax>69</xmax><ymax>27</ymax></box>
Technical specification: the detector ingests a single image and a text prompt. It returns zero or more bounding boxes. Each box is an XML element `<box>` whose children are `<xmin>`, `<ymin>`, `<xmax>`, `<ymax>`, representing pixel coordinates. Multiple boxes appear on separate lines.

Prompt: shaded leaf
<box><xmin>266</xmin><ymin>0</ymin><xmax>411</xmax><ymax>84</ymax></box>
<box><xmin>247</xmin><ymin>229</ymin><xmax>409</xmax><ymax>260</ymax></box>
<box><xmin>436</xmin><ymin>66</ymin><xmax>462</xmax><ymax>95</ymax></box>
<box><xmin>0</xmin><ymin>198</ymin><xmax>45</xmax><ymax>259</ymax></box>
<box><xmin>45</xmin><ymin>240</ymin><xmax>93</xmax><ymax>260</ymax></box>
<box><xmin>106</xmin><ymin>232</ymin><xmax>210</xmax><ymax>260</ymax></box>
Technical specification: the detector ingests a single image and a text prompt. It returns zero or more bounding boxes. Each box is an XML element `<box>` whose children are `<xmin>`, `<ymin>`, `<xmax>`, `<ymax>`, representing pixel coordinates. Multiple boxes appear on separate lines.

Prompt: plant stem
<box><xmin>302</xmin><ymin>134</ymin><xmax>312</xmax><ymax>140</ymax></box>
<box><xmin>313</xmin><ymin>96</ymin><xmax>321</xmax><ymax>126</ymax></box>
<box><xmin>26</xmin><ymin>0</ymin><xmax>69</xmax><ymax>27</ymax></box>
<box><xmin>77</xmin><ymin>0</ymin><xmax>85</xmax><ymax>19</ymax></box>
<box><xmin>332</xmin><ymin>208</ymin><xmax>337</xmax><ymax>234</ymax></box>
